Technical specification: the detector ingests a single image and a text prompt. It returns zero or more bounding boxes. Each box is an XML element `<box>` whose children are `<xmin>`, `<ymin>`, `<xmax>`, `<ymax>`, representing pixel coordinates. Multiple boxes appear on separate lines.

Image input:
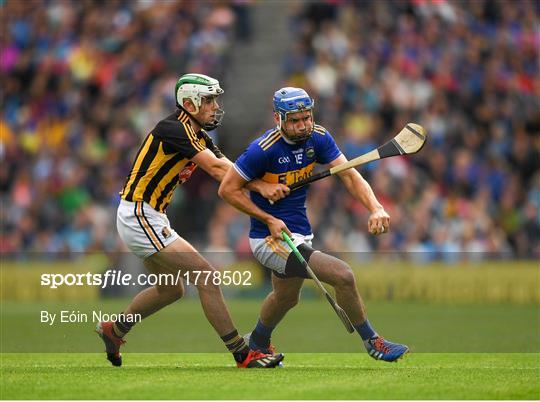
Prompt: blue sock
<box><xmin>354</xmin><ymin>319</ymin><xmax>377</xmax><ymax>341</ymax></box>
<box><xmin>250</xmin><ymin>319</ymin><xmax>274</xmax><ymax>349</ymax></box>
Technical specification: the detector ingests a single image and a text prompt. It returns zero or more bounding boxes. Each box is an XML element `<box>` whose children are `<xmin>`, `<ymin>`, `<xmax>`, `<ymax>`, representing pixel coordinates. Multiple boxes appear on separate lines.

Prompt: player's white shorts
<box><xmin>249</xmin><ymin>233</ymin><xmax>314</xmax><ymax>276</ymax></box>
<box><xmin>117</xmin><ymin>199</ymin><xmax>179</xmax><ymax>259</ymax></box>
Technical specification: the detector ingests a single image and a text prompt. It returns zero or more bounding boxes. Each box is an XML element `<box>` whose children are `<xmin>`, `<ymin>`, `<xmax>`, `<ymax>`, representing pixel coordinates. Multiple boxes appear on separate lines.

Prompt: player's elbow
<box><xmin>218</xmin><ymin>169</ymin><xmax>245</xmax><ymax>202</ymax></box>
<box><xmin>218</xmin><ymin>181</ymin><xmax>231</xmax><ymax>201</ymax></box>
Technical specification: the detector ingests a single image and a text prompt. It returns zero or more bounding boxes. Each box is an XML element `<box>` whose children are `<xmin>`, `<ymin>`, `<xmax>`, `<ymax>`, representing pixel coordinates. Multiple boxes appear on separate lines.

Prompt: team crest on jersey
<box><xmin>306</xmin><ymin>147</ymin><xmax>315</xmax><ymax>159</ymax></box>
<box><xmin>178</xmin><ymin>162</ymin><xmax>197</xmax><ymax>184</ymax></box>
<box><xmin>162</xmin><ymin>227</ymin><xmax>171</xmax><ymax>238</ymax></box>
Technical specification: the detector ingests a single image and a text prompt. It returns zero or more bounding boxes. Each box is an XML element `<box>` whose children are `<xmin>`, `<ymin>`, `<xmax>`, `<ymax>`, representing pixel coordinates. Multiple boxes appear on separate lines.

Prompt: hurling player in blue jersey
<box><xmin>219</xmin><ymin>87</ymin><xmax>409</xmax><ymax>362</ymax></box>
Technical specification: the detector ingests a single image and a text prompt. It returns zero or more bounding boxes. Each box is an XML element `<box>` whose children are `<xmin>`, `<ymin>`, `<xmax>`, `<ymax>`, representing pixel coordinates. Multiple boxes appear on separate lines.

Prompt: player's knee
<box><xmin>335</xmin><ymin>263</ymin><xmax>355</xmax><ymax>288</ymax></box>
<box><xmin>168</xmin><ymin>286</ymin><xmax>184</xmax><ymax>302</ymax></box>
<box><xmin>277</xmin><ymin>294</ymin><xmax>300</xmax><ymax>310</ymax></box>
<box><xmin>193</xmin><ymin>268</ymin><xmax>222</xmax><ymax>293</ymax></box>
<box><xmin>172</xmin><ymin>284</ymin><xmax>184</xmax><ymax>300</ymax></box>
<box><xmin>159</xmin><ymin>283</ymin><xmax>184</xmax><ymax>302</ymax></box>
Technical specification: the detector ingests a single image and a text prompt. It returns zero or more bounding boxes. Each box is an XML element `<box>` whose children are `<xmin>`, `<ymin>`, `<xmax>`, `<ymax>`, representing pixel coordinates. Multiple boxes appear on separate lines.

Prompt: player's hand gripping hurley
<box><xmin>282</xmin><ymin>232</ymin><xmax>355</xmax><ymax>333</ymax></box>
<box><xmin>289</xmin><ymin>123</ymin><xmax>427</xmax><ymax>191</ymax></box>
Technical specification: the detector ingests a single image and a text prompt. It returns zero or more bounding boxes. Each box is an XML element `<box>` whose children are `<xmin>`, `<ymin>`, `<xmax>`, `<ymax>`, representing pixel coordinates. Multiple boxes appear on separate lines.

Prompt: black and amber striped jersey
<box><xmin>120</xmin><ymin>109</ymin><xmax>223</xmax><ymax>212</ymax></box>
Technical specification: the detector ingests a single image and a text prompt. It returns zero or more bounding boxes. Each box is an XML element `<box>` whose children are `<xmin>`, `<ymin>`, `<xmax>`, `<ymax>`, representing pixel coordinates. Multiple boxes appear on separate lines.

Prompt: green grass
<box><xmin>1</xmin><ymin>299</ymin><xmax>540</xmax><ymax>399</ymax></box>
<box><xmin>1</xmin><ymin>299</ymin><xmax>539</xmax><ymax>352</ymax></box>
<box><xmin>1</xmin><ymin>353</ymin><xmax>539</xmax><ymax>399</ymax></box>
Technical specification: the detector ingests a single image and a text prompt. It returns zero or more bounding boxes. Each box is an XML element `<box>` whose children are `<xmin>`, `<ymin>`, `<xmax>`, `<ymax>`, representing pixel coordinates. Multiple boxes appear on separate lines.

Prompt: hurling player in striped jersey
<box><xmin>96</xmin><ymin>73</ymin><xmax>286</xmax><ymax>369</ymax></box>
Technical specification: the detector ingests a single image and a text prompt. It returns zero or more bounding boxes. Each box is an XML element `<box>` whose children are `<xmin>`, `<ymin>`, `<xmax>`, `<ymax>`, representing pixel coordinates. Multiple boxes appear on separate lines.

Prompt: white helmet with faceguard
<box><xmin>175</xmin><ymin>73</ymin><xmax>225</xmax><ymax>130</ymax></box>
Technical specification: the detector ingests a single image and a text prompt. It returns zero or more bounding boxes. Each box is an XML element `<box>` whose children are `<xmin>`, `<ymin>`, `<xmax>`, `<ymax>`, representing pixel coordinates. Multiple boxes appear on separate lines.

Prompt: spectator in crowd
<box><xmin>1</xmin><ymin>1</ymin><xmax>238</xmax><ymax>255</ymax></box>
<box><xmin>267</xmin><ymin>0</ymin><xmax>539</xmax><ymax>261</ymax></box>
<box><xmin>2</xmin><ymin>0</ymin><xmax>539</xmax><ymax>262</ymax></box>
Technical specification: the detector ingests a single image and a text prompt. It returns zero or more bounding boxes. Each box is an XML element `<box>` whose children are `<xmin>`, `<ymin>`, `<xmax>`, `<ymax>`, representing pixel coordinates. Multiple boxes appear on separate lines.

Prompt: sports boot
<box><xmin>237</xmin><ymin>350</ymin><xmax>284</xmax><ymax>368</ymax></box>
<box><xmin>364</xmin><ymin>336</ymin><xmax>409</xmax><ymax>362</ymax></box>
<box><xmin>96</xmin><ymin>321</ymin><xmax>125</xmax><ymax>367</ymax></box>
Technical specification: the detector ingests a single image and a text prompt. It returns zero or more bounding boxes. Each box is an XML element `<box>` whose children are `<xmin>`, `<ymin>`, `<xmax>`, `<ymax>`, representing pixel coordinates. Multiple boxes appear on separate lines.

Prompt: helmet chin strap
<box><xmin>278</xmin><ymin>113</ymin><xmax>313</xmax><ymax>144</ymax></box>
<box><xmin>278</xmin><ymin>115</ymin><xmax>297</xmax><ymax>144</ymax></box>
<box><xmin>180</xmin><ymin>105</ymin><xmax>224</xmax><ymax>131</ymax></box>
<box><xmin>202</xmin><ymin>107</ymin><xmax>224</xmax><ymax>130</ymax></box>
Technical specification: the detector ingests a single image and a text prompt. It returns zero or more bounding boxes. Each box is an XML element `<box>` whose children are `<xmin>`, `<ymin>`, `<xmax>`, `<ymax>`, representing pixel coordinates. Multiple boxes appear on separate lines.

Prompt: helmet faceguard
<box><xmin>273</xmin><ymin>87</ymin><xmax>315</xmax><ymax>143</ymax></box>
<box><xmin>175</xmin><ymin>73</ymin><xmax>225</xmax><ymax>130</ymax></box>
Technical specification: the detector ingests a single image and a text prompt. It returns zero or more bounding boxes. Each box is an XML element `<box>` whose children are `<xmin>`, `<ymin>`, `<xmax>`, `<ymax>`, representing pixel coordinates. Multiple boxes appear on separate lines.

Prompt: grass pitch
<box><xmin>2</xmin><ymin>353</ymin><xmax>539</xmax><ymax>399</ymax></box>
<box><xmin>1</xmin><ymin>298</ymin><xmax>539</xmax><ymax>399</ymax></box>
<box><xmin>2</xmin><ymin>299</ymin><xmax>539</xmax><ymax>353</ymax></box>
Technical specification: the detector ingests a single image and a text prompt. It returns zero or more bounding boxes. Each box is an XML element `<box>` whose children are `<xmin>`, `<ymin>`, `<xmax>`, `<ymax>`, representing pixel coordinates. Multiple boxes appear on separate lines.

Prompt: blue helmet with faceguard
<box><xmin>273</xmin><ymin>87</ymin><xmax>315</xmax><ymax>143</ymax></box>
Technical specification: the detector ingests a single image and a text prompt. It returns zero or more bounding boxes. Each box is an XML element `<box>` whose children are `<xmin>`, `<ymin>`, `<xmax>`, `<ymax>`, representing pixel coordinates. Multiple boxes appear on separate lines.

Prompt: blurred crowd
<box><xmin>1</xmin><ymin>0</ymin><xmax>539</xmax><ymax>262</ymax></box>
<box><xmin>206</xmin><ymin>0</ymin><xmax>540</xmax><ymax>262</ymax></box>
<box><xmin>1</xmin><ymin>0</ymin><xmax>250</xmax><ymax>256</ymax></box>
<box><xmin>279</xmin><ymin>0</ymin><xmax>540</xmax><ymax>261</ymax></box>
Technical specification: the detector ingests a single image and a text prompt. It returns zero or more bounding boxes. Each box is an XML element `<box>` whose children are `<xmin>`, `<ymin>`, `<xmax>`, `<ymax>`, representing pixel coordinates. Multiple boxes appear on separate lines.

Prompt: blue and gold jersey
<box><xmin>234</xmin><ymin>125</ymin><xmax>342</xmax><ymax>238</ymax></box>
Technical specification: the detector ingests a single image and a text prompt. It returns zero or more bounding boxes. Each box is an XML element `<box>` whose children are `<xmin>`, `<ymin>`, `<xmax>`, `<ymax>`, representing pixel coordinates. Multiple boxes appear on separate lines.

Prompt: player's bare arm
<box><xmin>225</xmin><ymin>155</ymin><xmax>289</xmax><ymax>200</ymax></box>
<box><xmin>191</xmin><ymin>149</ymin><xmax>232</xmax><ymax>181</ymax></box>
<box><xmin>245</xmin><ymin>180</ymin><xmax>290</xmax><ymax>202</ymax></box>
<box><xmin>329</xmin><ymin>154</ymin><xmax>390</xmax><ymax>236</ymax></box>
<box><xmin>218</xmin><ymin>168</ymin><xmax>291</xmax><ymax>239</ymax></box>
<box><xmin>191</xmin><ymin>151</ymin><xmax>288</xmax><ymax>202</ymax></box>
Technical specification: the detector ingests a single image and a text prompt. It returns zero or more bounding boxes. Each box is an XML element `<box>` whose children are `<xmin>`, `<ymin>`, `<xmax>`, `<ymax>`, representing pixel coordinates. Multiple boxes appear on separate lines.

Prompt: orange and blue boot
<box><xmin>365</xmin><ymin>336</ymin><xmax>409</xmax><ymax>362</ymax></box>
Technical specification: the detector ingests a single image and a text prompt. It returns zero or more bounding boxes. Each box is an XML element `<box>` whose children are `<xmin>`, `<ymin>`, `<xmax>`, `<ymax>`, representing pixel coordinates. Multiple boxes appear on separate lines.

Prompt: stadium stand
<box><xmin>1</xmin><ymin>0</ymin><xmax>538</xmax><ymax>262</ymax></box>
